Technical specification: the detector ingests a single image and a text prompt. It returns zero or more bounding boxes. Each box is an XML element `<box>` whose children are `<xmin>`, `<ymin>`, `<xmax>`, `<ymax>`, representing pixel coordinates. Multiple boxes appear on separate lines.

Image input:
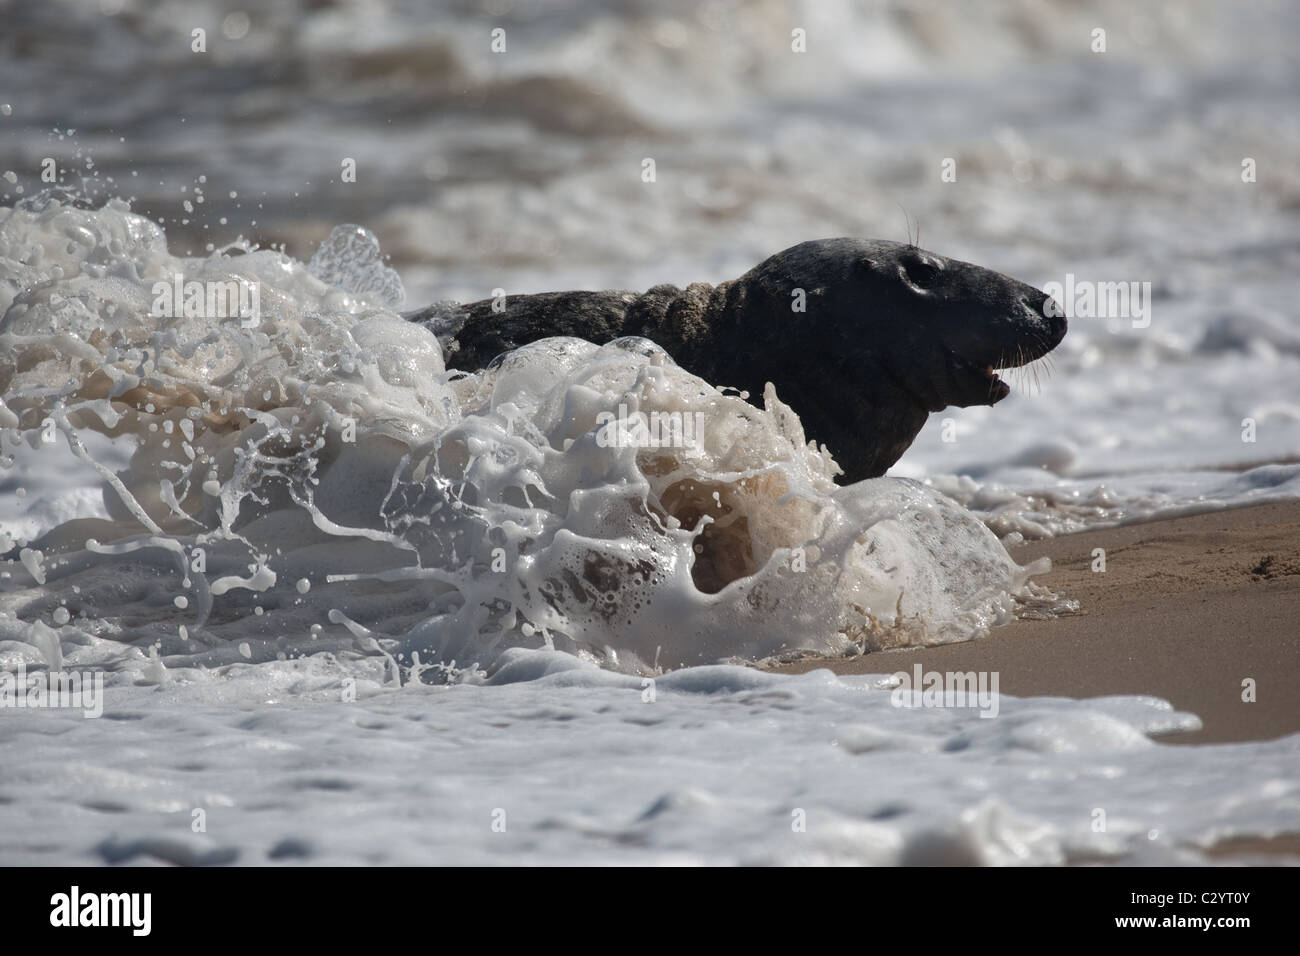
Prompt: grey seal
<box><xmin>406</xmin><ymin>238</ymin><xmax>1066</xmax><ymax>482</ymax></box>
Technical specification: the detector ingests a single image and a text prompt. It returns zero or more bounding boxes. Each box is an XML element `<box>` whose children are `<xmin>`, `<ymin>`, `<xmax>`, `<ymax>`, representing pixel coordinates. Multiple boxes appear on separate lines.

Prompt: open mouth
<box><xmin>981</xmin><ymin>362</ymin><xmax>1012</xmax><ymax>402</ymax></box>
<box><xmin>954</xmin><ymin>356</ymin><xmax>1012</xmax><ymax>404</ymax></box>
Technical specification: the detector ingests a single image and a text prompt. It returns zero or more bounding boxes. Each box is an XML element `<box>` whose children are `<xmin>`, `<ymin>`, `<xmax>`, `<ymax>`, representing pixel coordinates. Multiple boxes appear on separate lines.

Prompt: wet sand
<box><xmin>769</xmin><ymin>500</ymin><xmax>1300</xmax><ymax>747</ymax></box>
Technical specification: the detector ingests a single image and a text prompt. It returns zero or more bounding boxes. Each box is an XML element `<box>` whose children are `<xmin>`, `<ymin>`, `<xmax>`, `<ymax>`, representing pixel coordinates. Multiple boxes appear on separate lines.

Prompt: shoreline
<box><xmin>767</xmin><ymin>500</ymin><xmax>1300</xmax><ymax>746</ymax></box>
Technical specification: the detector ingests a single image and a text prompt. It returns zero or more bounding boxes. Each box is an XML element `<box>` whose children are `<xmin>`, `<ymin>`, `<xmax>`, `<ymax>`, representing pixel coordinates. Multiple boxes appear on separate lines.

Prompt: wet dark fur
<box><xmin>406</xmin><ymin>238</ymin><xmax>1066</xmax><ymax>483</ymax></box>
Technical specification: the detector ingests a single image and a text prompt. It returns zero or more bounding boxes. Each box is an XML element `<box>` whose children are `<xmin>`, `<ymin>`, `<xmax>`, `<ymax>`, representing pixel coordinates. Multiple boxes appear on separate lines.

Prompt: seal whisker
<box><xmin>899</xmin><ymin>205</ymin><xmax>918</xmax><ymax>250</ymax></box>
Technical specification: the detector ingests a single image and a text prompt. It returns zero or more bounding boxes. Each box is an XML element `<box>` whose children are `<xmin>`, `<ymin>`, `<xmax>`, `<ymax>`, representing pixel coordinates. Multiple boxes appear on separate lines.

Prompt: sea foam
<box><xmin>0</xmin><ymin>200</ymin><xmax>1059</xmax><ymax>678</ymax></box>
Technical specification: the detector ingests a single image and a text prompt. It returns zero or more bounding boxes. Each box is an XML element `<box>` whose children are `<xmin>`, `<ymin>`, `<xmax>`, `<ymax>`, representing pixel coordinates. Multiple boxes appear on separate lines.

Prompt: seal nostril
<box><xmin>1026</xmin><ymin>293</ymin><xmax>1067</xmax><ymax>337</ymax></box>
<box><xmin>1045</xmin><ymin>299</ymin><xmax>1068</xmax><ymax>337</ymax></box>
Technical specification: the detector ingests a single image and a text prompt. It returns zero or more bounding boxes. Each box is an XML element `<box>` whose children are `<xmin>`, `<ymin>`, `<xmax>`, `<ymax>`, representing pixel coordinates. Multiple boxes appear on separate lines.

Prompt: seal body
<box><xmin>406</xmin><ymin>239</ymin><xmax>1066</xmax><ymax>483</ymax></box>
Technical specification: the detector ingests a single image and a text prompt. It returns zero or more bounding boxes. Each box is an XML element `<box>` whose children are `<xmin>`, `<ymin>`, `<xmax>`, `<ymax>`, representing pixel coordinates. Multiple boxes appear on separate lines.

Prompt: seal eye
<box><xmin>901</xmin><ymin>258</ymin><xmax>940</xmax><ymax>289</ymax></box>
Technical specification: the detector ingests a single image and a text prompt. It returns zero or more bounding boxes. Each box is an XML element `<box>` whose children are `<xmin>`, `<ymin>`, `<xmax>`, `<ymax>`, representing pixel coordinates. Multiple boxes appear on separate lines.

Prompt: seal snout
<box><xmin>1025</xmin><ymin>289</ymin><xmax>1068</xmax><ymax>349</ymax></box>
<box><xmin>939</xmin><ymin>281</ymin><xmax>1068</xmax><ymax>409</ymax></box>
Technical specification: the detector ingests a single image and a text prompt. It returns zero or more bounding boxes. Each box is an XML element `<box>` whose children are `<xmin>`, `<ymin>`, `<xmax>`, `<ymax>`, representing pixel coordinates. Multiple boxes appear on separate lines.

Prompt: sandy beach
<box><xmin>769</xmin><ymin>500</ymin><xmax>1300</xmax><ymax>747</ymax></box>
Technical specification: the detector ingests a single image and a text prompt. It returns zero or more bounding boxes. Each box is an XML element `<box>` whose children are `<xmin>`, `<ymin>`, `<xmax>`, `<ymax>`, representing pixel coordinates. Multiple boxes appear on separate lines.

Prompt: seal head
<box><xmin>685</xmin><ymin>238</ymin><xmax>1066</xmax><ymax>480</ymax></box>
